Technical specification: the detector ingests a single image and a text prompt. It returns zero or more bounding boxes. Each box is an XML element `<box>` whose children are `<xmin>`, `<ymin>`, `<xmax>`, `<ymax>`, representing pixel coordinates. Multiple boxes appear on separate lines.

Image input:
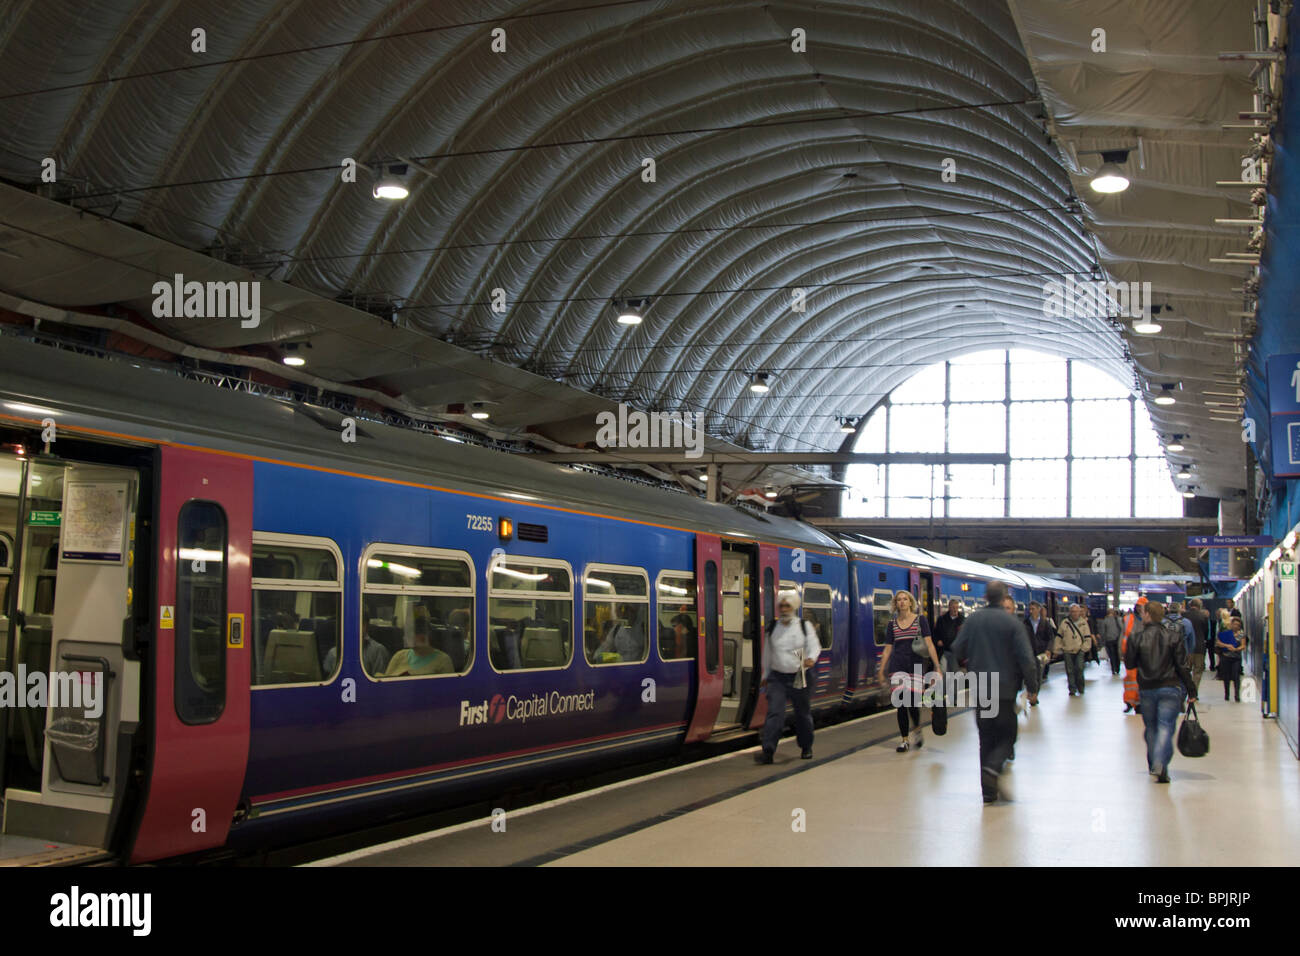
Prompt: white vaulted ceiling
<box><xmin>1008</xmin><ymin>0</ymin><xmax>1260</xmax><ymax>501</ymax></box>
<box><xmin>2</xmin><ymin>1</ymin><xmax>1138</xmax><ymax>468</ymax></box>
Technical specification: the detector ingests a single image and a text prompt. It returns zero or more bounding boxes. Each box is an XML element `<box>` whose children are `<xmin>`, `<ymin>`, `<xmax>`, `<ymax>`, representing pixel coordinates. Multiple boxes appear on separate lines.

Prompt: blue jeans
<box><xmin>761</xmin><ymin>671</ymin><xmax>813</xmax><ymax>753</ymax></box>
<box><xmin>1064</xmin><ymin>652</ymin><xmax>1085</xmax><ymax>694</ymax></box>
<box><xmin>1139</xmin><ymin>686</ymin><xmax>1185</xmax><ymax>773</ymax></box>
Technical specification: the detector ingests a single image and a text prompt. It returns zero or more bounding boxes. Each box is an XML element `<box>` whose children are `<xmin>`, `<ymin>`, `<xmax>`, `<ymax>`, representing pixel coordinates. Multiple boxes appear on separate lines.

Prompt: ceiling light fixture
<box><xmin>470</xmin><ymin>402</ymin><xmax>491</xmax><ymax>420</ymax></box>
<box><xmin>838</xmin><ymin>415</ymin><xmax>860</xmax><ymax>434</ymax></box>
<box><xmin>1090</xmin><ymin>149</ymin><xmax>1131</xmax><ymax>193</ymax></box>
<box><xmin>281</xmin><ymin>342</ymin><xmax>308</xmax><ymax>367</ymax></box>
<box><xmin>612</xmin><ymin>296</ymin><xmax>649</xmax><ymax>326</ymax></box>
<box><xmin>1167</xmin><ymin>435</ymin><xmax>1185</xmax><ymax>452</ymax></box>
<box><xmin>1176</xmin><ymin>466</ymin><xmax>1192</xmax><ymax>479</ymax></box>
<box><xmin>764</xmin><ymin>487</ymin><xmax>778</xmax><ymax>499</ymax></box>
<box><xmin>1132</xmin><ymin>314</ymin><xmax>1161</xmax><ymax>334</ymax></box>
<box><xmin>372</xmin><ymin>163</ymin><xmax>410</xmax><ymax>201</ymax></box>
<box><xmin>1153</xmin><ymin>384</ymin><xmax>1178</xmax><ymax>406</ymax></box>
<box><xmin>750</xmin><ymin>372</ymin><xmax>771</xmax><ymax>394</ymax></box>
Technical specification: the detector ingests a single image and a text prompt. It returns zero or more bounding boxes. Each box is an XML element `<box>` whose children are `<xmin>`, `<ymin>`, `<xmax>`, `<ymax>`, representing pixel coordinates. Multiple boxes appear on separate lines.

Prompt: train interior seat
<box><xmin>521</xmin><ymin>627</ymin><xmax>562</xmax><ymax>667</ymax></box>
<box><xmin>369</xmin><ymin>623</ymin><xmax>404</xmax><ymax>657</ymax></box>
<box><xmin>437</xmin><ymin>625</ymin><xmax>465</xmax><ymax>671</ymax></box>
<box><xmin>264</xmin><ymin>629</ymin><xmax>322</xmax><ymax>683</ymax></box>
<box><xmin>299</xmin><ymin>617</ymin><xmax>337</xmax><ymax>673</ymax></box>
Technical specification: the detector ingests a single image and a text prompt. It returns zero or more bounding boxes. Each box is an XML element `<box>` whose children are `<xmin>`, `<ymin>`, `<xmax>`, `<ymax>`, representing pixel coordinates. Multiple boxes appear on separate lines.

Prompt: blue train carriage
<box><xmin>226</xmin><ymin>408</ymin><xmax>851</xmax><ymax>847</ymax></box>
<box><xmin>0</xmin><ymin>337</ymin><xmax>854</xmax><ymax>860</ymax></box>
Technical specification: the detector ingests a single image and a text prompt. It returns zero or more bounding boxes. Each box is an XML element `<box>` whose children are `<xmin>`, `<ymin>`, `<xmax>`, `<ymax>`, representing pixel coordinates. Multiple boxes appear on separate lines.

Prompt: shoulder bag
<box><xmin>1177</xmin><ymin>700</ymin><xmax>1209</xmax><ymax>757</ymax></box>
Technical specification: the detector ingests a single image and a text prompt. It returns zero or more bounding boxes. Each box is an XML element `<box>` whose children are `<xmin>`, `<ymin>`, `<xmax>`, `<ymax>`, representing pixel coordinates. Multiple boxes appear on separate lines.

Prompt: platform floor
<box><xmin>312</xmin><ymin>664</ymin><xmax>1300</xmax><ymax>867</ymax></box>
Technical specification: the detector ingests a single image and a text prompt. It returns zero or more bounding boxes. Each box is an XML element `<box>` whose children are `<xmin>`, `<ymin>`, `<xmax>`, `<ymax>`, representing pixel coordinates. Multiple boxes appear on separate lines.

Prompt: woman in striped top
<box><xmin>877</xmin><ymin>590</ymin><xmax>940</xmax><ymax>752</ymax></box>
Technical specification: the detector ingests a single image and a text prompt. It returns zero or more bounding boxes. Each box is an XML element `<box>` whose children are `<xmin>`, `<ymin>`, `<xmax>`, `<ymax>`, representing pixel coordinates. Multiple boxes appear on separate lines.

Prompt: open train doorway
<box><xmin>715</xmin><ymin>541</ymin><xmax>761</xmax><ymax>729</ymax></box>
<box><xmin>0</xmin><ymin>433</ymin><xmax>144</xmax><ymax>854</ymax></box>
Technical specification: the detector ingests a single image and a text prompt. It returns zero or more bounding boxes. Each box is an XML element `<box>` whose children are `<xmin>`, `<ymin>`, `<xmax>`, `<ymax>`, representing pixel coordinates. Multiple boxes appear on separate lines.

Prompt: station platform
<box><xmin>309</xmin><ymin>664</ymin><xmax>1300</xmax><ymax>867</ymax></box>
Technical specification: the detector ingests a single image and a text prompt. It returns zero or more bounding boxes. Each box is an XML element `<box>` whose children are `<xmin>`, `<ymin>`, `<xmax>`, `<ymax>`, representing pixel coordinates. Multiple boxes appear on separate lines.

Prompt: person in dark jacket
<box><xmin>932</xmin><ymin>599</ymin><xmax>964</xmax><ymax>672</ymax></box>
<box><xmin>1124</xmin><ymin>602</ymin><xmax>1197</xmax><ymax>784</ymax></box>
<box><xmin>1184</xmin><ymin>599</ymin><xmax>1210</xmax><ymax>693</ymax></box>
<box><xmin>950</xmin><ymin>581</ymin><xmax>1039</xmax><ymax>804</ymax></box>
<box><xmin>1025</xmin><ymin>602</ymin><xmax>1056</xmax><ymax>683</ymax></box>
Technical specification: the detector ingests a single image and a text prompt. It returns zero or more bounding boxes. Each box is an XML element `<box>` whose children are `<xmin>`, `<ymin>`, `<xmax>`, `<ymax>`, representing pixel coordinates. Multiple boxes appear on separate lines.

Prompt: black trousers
<box><xmin>975</xmin><ymin>702</ymin><xmax>1018</xmax><ymax>797</ymax></box>
<box><xmin>896</xmin><ymin>705</ymin><xmax>920</xmax><ymax>738</ymax></box>
<box><xmin>1104</xmin><ymin>640</ymin><xmax>1120</xmax><ymax>675</ymax></box>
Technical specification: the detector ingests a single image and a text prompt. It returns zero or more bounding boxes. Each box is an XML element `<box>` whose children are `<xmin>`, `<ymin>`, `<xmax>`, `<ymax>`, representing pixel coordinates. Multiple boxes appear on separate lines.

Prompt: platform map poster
<box><xmin>60</xmin><ymin>479</ymin><xmax>128</xmax><ymax>563</ymax></box>
<box><xmin>1267</xmin><ymin>353</ymin><xmax>1300</xmax><ymax>479</ymax></box>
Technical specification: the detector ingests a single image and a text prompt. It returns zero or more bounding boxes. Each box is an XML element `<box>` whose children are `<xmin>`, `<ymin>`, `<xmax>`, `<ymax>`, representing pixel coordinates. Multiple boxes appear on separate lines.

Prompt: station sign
<box><xmin>1115</xmin><ymin>546</ymin><xmax>1149</xmax><ymax>573</ymax></box>
<box><xmin>1208</xmin><ymin>549</ymin><xmax>1232</xmax><ymax>581</ymax></box>
<box><xmin>27</xmin><ymin>510</ymin><xmax>60</xmax><ymax>526</ymax></box>
<box><xmin>1267</xmin><ymin>353</ymin><xmax>1300</xmax><ymax>479</ymax></box>
<box><xmin>1188</xmin><ymin>534</ymin><xmax>1274</xmax><ymax>547</ymax></box>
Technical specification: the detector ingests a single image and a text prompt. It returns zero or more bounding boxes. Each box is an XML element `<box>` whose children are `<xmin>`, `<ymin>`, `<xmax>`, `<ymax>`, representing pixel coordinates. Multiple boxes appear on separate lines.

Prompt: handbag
<box><xmin>1176</xmin><ymin>701</ymin><xmax>1210</xmax><ymax>758</ymax></box>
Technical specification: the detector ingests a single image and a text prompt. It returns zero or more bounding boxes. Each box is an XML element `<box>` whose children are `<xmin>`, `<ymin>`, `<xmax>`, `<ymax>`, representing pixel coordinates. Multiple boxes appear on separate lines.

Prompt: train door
<box><xmin>130</xmin><ymin>446</ymin><xmax>251</xmax><ymax>862</ymax></box>
<box><xmin>715</xmin><ymin>542</ymin><xmax>757</xmax><ymax>728</ymax></box>
<box><xmin>911</xmin><ymin>569</ymin><xmax>935</xmax><ymax>626</ymax></box>
<box><xmin>746</xmin><ymin>543</ymin><xmax>779</xmax><ymax>730</ymax></box>
<box><xmin>684</xmin><ymin>534</ymin><xmax>724</xmax><ymax>742</ymax></box>
<box><xmin>0</xmin><ymin>445</ymin><xmax>144</xmax><ymax>853</ymax></box>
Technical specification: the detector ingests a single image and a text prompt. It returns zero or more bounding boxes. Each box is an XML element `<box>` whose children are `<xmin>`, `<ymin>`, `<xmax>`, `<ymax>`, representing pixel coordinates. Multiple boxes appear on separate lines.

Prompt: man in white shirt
<box><xmin>756</xmin><ymin>590</ymin><xmax>821</xmax><ymax>764</ymax></box>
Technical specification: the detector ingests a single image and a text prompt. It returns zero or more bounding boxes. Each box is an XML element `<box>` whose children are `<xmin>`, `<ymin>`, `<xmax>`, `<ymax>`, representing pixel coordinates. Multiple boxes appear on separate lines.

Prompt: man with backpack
<box><xmin>755</xmin><ymin>590</ymin><xmax>820</xmax><ymax>764</ymax></box>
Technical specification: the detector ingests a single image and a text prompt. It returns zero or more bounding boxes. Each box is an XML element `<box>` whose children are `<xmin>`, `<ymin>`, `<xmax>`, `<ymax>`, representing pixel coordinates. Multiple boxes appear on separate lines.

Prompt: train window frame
<box><xmin>802</xmin><ymin>582</ymin><xmax>833</xmax><ymax>651</ymax></box>
<box><xmin>487</xmin><ymin>553</ymin><xmax>574</xmax><ymax>674</ymax></box>
<box><xmin>582</xmin><ymin>563</ymin><xmax>650</xmax><ymax>668</ymax></box>
<box><xmin>656</xmin><ymin>570</ymin><xmax>697</xmax><ymax>663</ymax></box>
<box><xmin>871</xmin><ymin>589</ymin><xmax>894</xmax><ymax>648</ymax></box>
<box><xmin>174</xmin><ymin>499</ymin><xmax>228</xmax><ymax>726</ymax></box>
<box><xmin>360</xmin><ymin>543</ymin><xmax>476</xmax><ymax>683</ymax></box>
<box><xmin>251</xmin><ymin>532</ymin><xmax>344</xmax><ymax>689</ymax></box>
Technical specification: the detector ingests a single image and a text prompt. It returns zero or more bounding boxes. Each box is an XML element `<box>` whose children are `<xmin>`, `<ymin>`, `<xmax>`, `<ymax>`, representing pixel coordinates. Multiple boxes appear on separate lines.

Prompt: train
<box><xmin>0</xmin><ymin>336</ymin><xmax>1083</xmax><ymax>862</ymax></box>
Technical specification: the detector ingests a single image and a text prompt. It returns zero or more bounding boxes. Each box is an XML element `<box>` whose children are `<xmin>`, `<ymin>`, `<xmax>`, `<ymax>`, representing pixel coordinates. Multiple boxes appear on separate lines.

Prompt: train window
<box><xmin>803</xmin><ymin>583</ymin><xmax>832</xmax><ymax>650</ymax></box>
<box><xmin>703</xmin><ymin>561</ymin><xmax>719</xmax><ymax>673</ymax></box>
<box><xmin>872</xmin><ymin>590</ymin><xmax>893</xmax><ymax>647</ymax></box>
<box><xmin>252</xmin><ymin>535</ymin><xmax>343</xmax><ymax>687</ymax></box>
<box><xmin>656</xmin><ymin>572</ymin><xmax>697</xmax><ymax>661</ymax></box>
<box><xmin>362</xmin><ymin>546</ymin><xmax>475</xmax><ymax>679</ymax></box>
<box><xmin>583</xmin><ymin>565</ymin><xmax>649</xmax><ymax>666</ymax></box>
<box><xmin>488</xmin><ymin>555</ymin><xmax>572</xmax><ymax>672</ymax></box>
<box><xmin>175</xmin><ymin>500</ymin><xmax>227</xmax><ymax>725</ymax></box>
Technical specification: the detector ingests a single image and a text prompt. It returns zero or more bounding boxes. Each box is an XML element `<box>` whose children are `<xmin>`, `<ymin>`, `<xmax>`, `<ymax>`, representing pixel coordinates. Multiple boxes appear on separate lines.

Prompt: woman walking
<box><xmin>878</xmin><ymin>590</ymin><xmax>940</xmax><ymax>752</ymax></box>
<box><xmin>1216</xmin><ymin>616</ymin><xmax>1245</xmax><ymax>702</ymax></box>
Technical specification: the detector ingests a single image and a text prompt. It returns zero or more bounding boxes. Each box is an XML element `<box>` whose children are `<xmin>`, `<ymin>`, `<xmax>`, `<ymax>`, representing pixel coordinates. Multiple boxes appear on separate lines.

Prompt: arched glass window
<box><xmin>844</xmin><ymin>349</ymin><xmax>1184</xmax><ymax>518</ymax></box>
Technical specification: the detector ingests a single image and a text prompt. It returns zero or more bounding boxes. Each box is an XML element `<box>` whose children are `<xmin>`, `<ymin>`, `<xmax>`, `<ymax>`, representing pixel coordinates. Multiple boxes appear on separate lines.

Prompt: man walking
<box><xmin>1054</xmin><ymin>603</ymin><xmax>1093</xmax><ymax>696</ymax></box>
<box><xmin>1184</xmin><ymin>598</ymin><xmax>1210</xmax><ymax>693</ymax></box>
<box><xmin>1099</xmin><ymin>608</ymin><xmax>1122</xmax><ymax>675</ymax></box>
<box><xmin>933</xmin><ymin>598</ymin><xmax>964</xmax><ymax>673</ymax></box>
<box><xmin>1125</xmin><ymin>602</ymin><xmax>1197</xmax><ymax>783</ymax></box>
<box><xmin>755</xmin><ymin>590</ymin><xmax>820</xmax><ymax>763</ymax></box>
<box><xmin>1025</xmin><ymin>602</ymin><xmax>1056</xmax><ymax>684</ymax></box>
<box><xmin>951</xmin><ymin>581</ymin><xmax>1040</xmax><ymax>804</ymax></box>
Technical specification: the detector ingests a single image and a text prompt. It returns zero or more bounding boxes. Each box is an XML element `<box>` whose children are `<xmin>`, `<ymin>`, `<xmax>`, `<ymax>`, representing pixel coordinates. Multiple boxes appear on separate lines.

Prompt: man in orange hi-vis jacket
<box><xmin>1121</xmin><ymin>598</ymin><xmax>1147</xmax><ymax>714</ymax></box>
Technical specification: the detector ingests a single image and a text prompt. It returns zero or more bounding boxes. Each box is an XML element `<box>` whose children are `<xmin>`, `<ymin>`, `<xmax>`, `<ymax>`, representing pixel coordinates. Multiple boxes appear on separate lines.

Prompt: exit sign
<box><xmin>28</xmin><ymin>510</ymin><xmax>60</xmax><ymax>526</ymax></box>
